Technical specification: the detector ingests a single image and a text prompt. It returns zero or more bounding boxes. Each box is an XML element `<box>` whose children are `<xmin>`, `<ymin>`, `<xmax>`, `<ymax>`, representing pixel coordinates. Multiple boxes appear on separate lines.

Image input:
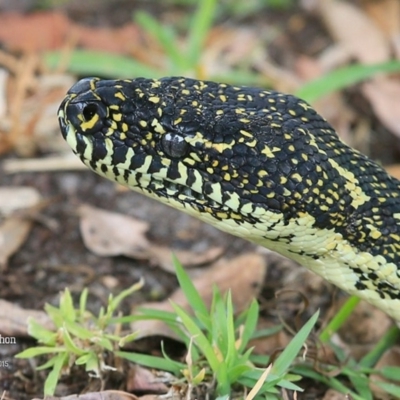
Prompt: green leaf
<box><xmin>63</xmin><ymin>320</ymin><xmax>96</xmax><ymax>340</ymax></box>
<box><xmin>373</xmin><ymin>381</ymin><xmax>400</xmax><ymax>397</ymax></box>
<box><xmin>380</xmin><ymin>366</ymin><xmax>400</xmax><ymax>382</ymax></box>
<box><xmin>26</xmin><ymin>317</ymin><xmax>57</xmax><ymax>345</ymax></box>
<box><xmin>44</xmin><ymin>303</ymin><xmax>65</xmax><ymax>328</ymax></box>
<box><xmin>134</xmin><ymin>11</ymin><xmax>185</xmax><ymax>71</ymax></box>
<box><xmin>15</xmin><ymin>346</ymin><xmax>66</xmax><ymax>359</ymax></box>
<box><xmin>116</xmin><ymin>350</ymin><xmax>185</xmax><ymax>374</ymax></box>
<box><xmin>84</xmin><ymin>351</ymin><xmax>101</xmax><ymax>375</ymax></box>
<box><xmin>36</xmin><ymin>355</ymin><xmax>59</xmax><ymax>371</ymax></box>
<box><xmin>227</xmin><ymin>363</ymin><xmax>252</xmax><ymax>382</ymax></box>
<box><xmin>75</xmin><ymin>351</ymin><xmax>100</xmax><ymax>375</ymax></box>
<box><xmin>118</xmin><ymin>331</ymin><xmax>139</xmax><ymax>347</ymax></box>
<box><xmin>296</xmin><ymin>60</ymin><xmax>400</xmax><ymax>102</ymax></box>
<box><xmin>215</xmin><ymin>361</ymin><xmax>230</xmax><ymax>396</ymax></box>
<box><xmin>319</xmin><ymin>296</ymin><xmax>360</xmax><ymax>343</ymax></box>
<box><xmin>238</xmin><ymin>299</ymin><xmax>259</xmax><ymax>351</ymax></box>
<box><xmin>92</xmin><ymin>336</ymin><xmax>114</xmax><ymax>351</ymax></box>
<box><xmin>292</xmin><ymin>365</ymin><xmax>364</xmax><ymax>400</ymax></box>
<box><xmin>347</xmin><ymin>373</ymin><xmax>373</xmax><ymax>400</ymax></box>
<box><xmin>172</xmin><ymin>254</ymin><xmax>210</xmax><ymax>328</ymax></box>
<box><xmin>186</xmin><ymin>0</ymin><xmax>217</xmax><ymax>68</ymax></box>
<box><xmin>272</xmin><ymin>310</ymin><xmax>319</xmax><ymax>377</ymax></box>
<box><xmin>79</xmin><ymin>287</ymin><xmax>89</xmax><ymax>317</ymax></box>
<box><xmin>359</xmin><ymin>325</ymin><xmax>400</xmax><ymax>368</ymax></box>
<box><xmin>107</xmin><ymin>278</ymin><xmax>145</xmax><ymax>318</ymax></box>
<box><xmin>171</xmin><ymin>302</ymin><xmax>219</xmax><ymax>372</ymax></box>
<box><xmin>44</xmin><ymin>50</ymin><xmax>161</xmax><ymax>79</ymax></box>
<box><xmin>44</xmin><ymin>352</ymin><xmax>68</xmax><ymax>396</ymax></box>
<box><xmin>59</xmin><ymin>288</ymin><xmax>76</xmax><ymax>321</ymax></box>
<box><xmin>223</xmin><ymin>291</ymin><xmax>237</xmax><ymax>367</ymax></box>
<box><xmin>61</xmin><ymin>326</ymin><xmax>85</xmax><ymax>356</ymax></box>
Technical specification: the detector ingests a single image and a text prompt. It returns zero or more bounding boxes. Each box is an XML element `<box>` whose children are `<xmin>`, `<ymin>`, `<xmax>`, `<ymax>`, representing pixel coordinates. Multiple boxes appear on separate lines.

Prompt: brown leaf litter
<box><xmin>130</xmin><ymin>253</ymin><xmax>267</xmax><ymax>340</ymax></box>
<box><xmin>78</xmin><ymin>204</ymin><xmax>224</xmax><ymax>272</ymax></box>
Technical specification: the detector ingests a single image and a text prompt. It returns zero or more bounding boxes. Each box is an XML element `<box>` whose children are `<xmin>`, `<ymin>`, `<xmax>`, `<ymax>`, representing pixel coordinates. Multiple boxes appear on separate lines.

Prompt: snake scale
<box><xmin>58</xmin><ymin>76</ymin><xmax>400</xmax><ymax>322</ymax></box>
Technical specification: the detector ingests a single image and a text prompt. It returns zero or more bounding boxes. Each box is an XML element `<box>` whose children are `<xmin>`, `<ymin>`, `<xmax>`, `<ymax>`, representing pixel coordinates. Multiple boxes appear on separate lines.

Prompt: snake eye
<box><xmin>161</xmin><ymin>133</ymin><xmax>189</xmax><ymax>158</ymax></box>
<box><xmin>66</xmin><ymin>100</ymin><xmax>107</xmax><ymax>135</ymax></box>
<box><xmin>82</xmin><ymin>103</ymin><xmax>98</xmax><ymax>121</ymax></box>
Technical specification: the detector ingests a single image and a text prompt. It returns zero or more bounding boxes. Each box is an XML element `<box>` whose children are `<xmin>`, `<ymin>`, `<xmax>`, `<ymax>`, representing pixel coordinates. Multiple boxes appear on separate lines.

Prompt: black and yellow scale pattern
<box><xmin>58</xmin><ymin>76</ymin><xmax>400</xmax><ymax>321</ymax></box>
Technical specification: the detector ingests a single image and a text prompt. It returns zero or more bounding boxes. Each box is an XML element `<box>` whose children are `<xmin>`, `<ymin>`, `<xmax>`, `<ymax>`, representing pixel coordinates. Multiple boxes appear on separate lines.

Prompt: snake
<box><xmin>58</xmin><ymin>76</ymin><xmax>400</xmax><ymax>322</ymax></box>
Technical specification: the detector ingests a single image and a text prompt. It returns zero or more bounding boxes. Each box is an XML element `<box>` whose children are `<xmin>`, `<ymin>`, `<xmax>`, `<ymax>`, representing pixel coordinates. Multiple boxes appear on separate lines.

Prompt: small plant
<box><xmin>118</xmin><ymin>255</ymin><xmax>319</xmax><ymax>399</ymax></box>
<box><xmin>16</xmin><ymin>280</ymin><xmax>144</xmax><ymax>396</ymax></box>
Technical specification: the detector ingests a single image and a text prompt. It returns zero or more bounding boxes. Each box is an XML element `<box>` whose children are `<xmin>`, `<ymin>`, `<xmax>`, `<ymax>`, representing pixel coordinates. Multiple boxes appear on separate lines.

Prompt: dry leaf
<box><xmin>126</xmin><ymin>365</ymin><xmax>168</xmax><ymax>393</ymax></box>
<box><xmin>148</xmin><ymin>245</ymin><xmax>224</xmax><ymax>273</ymax></box>
<box><xmin>322</xmin><ymin>389</ymin><xmax>349</xmax><ymax>400</ymax></box>
<box><xmin>384</xmin><ymin>164</ymin><xmax>400</xmax><ymax>179</ymax></box>
<box><xmin>32</xmin><ymin>391</ymin><xmax>139</xmax><ymax>400</ymax></box>
<box><xmin>0</xmin><ymin>299</ymin><xmax>52</xmax><ymax>336</ymax></box>
<box><xmin>0</xmin><ymin>215</ymin><xmax>33</xmax><ymax>268</ymax></box>
<box><xmin>131</xmin><ymin>253</ymin><xmax>267</xmax><ymax>339</ymax></box>
<box><xmin>363</xmin><ymin>0</ymin><xmax>400</xmax><ymax>40</ymax></box>
<box><xmin>78</xmin><ymin>204</ymin><xmax>224</xmax><ymax>270</ymax></box>
<box><xmin>319</xmin><ymin>0</ymin><xmax>390</xmax><ymax>64</ymax></box>
<box><xmin>78</xmin><ymin>204</ymin><xmax>151</xmax><ymax>259</ymax></box>
<box><xmin>0</xmin><ymin>12</ymin><xmax>70</xmax><ymax>52</ymax></box>
<box><xmin>250</xmin><ymin>318</ymin><xmax>290</xmax><ymax>355</ymax></box>
<box><xmin>0</xmin><ymin>186</ymin><xmax>41</xmax><ymax>215</ymax></box>
<box><xmin>338</xmin><ymin>299</ymin><xmax>392</xmax><ymax>345</ymax></box>
<box><xmin>362</xmin><ymin>78</ymin><xmax>400</xmax><ymax>136</ymax></box>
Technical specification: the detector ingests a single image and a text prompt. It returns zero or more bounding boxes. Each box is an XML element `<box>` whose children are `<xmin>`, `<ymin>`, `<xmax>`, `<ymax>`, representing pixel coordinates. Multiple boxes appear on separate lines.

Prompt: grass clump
<box><xmin>16</xmin><ymin>280</ymin><xmax>144</xmax><ymax>395</ymax></box>
<box><xmin>16</xmin><ymin>255</ymin><xmax>319</xmax><ymax>398</ymax></box>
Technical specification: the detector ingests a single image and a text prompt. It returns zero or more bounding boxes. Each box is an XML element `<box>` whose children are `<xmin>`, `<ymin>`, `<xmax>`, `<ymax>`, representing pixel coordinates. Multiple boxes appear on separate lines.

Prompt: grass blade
<box><xmin>44</xmin><ymin>50</ymin><xmax>161</xmax><ymax>79</ymax></box>
<box><xmin>296</xmin><ymin>60</ymin><xmax>400</xmax><ymax>102</ymax></box>
<box><xmin>172</xmin><ymin>254</ymin><xmax>210</xmax><ymax>325</ymax></box>
<box><xmin>272</xmin><ymin>310</ymin><xmax>319</xmax><ymax>377</ymax></box>
<box><xmin>319</xmin><ymin>296</ymin><xmax>360</xmax><ymax>343</ymax></box>
<box><xmin>186</xmin><ymin>0</ymin><xmax>217</xmax><ymax>67</ymax></box>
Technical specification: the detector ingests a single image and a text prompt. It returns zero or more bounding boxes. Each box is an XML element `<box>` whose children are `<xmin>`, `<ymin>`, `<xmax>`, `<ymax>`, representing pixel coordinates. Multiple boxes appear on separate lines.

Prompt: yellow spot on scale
<box><xmin>122</xmin><ymin>123</ymin><xmax>128</xmax><ymax>132</ymax></box>
<box><xmin>115</xmin><ymin>92</ymin><xmax>126</xmax><ymax>101</ymax></box>
<box><xmin>149</xmin><ymin>96</ymin><xmax>160</xmax><ymax>104</ymax></box>
<box><xmin>219</xmin><ymin>95</ymin><xmax>227</xmax><ymax>102</ymax></box>
<box><xmin>151</xmin><ymin>118</ymin><xmax>166</xmax><ymax>134</ymax></box>
<box><xmin>245</xmin><ymin>139</ymin><xmax>257</xmax><ymax>147</ymax></box>
<box><xmin>291</xmin><ymin>173</ymin><xmax>302</xmax><ymax>182</ymax></box>
<box><xmin>139</xmin><ymin>120</ymin><xmax>147</xmax><ymax>127</ymax></box>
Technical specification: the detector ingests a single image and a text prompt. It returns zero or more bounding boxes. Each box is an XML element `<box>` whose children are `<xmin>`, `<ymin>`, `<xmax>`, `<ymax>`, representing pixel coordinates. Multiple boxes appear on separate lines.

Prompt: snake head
<box><xmin>58</xmin><ymin>76</ymin><xmax>348</xmax><ymax>236</ymax></box>
<box><xmin>58</xmin><ymin>77</ymin><xmax>285</xmax><ymax>222</ymax></box>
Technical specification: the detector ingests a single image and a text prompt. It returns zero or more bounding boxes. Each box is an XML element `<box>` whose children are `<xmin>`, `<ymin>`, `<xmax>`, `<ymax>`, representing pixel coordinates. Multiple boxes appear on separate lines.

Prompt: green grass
<box><xmin>16</xmin><ymin>255</ymin><xmax>400</xmax><ymax>398</ymax></box>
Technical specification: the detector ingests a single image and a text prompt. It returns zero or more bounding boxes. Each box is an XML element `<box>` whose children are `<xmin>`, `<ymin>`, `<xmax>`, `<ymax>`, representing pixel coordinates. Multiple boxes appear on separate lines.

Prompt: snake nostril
<box><xmin>82</xmin><ymin>103</ymin><xmax>98</xmax><ymax>121</ymax></box>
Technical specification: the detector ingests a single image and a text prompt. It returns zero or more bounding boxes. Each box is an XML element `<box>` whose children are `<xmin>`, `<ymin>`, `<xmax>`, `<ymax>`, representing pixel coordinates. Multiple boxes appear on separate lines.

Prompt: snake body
<box><xmin>58</xmin><ymin>76</ymin><xmax>400</xmax><ymax>321</ymax></box>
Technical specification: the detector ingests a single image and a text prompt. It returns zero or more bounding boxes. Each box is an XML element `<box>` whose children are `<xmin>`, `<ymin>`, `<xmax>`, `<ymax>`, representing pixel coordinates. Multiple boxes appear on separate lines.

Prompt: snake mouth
<box><xmin>60</xmin><ymin>119</ymin><xmax>225</xmax><ymax>211</ymax></box>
